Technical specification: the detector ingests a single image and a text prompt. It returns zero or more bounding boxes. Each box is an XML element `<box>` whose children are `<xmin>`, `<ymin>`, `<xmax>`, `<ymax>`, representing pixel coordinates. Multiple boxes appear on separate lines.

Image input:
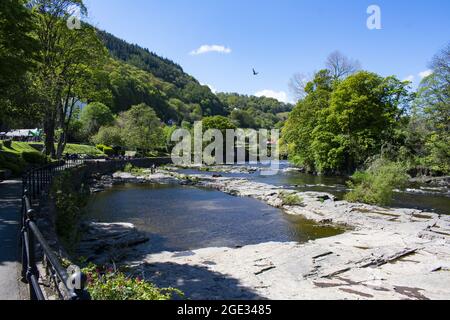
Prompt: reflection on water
<box><xmin>177</xmin><ymin>161</ymin><xmax>450</xmax><ymax>215</ymax></box>
<box><xmin>85</xmin><ymin>184</ymin><xmax>343</xmax><ymax>254</ymax></box>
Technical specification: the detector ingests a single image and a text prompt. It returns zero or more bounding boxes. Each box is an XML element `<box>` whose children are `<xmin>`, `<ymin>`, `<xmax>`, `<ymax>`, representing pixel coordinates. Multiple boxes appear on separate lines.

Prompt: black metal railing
<box><xmin>21</xmin><ymin>159</ymin><xmax>90</xmax><ymax>300</ymax></box>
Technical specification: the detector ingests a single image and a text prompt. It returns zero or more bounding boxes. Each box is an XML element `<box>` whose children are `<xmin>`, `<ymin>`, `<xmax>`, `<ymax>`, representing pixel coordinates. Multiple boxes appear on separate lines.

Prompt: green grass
<box><xmin>2</xmin><ymin>141</ymin><xmax>40</xmax><ymax>154</ymax></box>
<box><xmin>63</xmin><ymin>143</ymin><xmax>104</xmax><ymax>156</ymax></box>
<box><xmin>26</xmin><ymin>142</ymin><xmax>105</xmax><ymax>156</ymax></box>
<box><xmin>0</xmin><ymin>142</ymin><xmax>41</xmax><ymax>174</ymax></box>
<box><xmin>279</xmin><ymin>191</ymin><xmax>304</xmax><ymax>206</ymax></box>
<box><xmin>0</xmin><ymin>142</ymin><xmax>103</xmax><ymax>175</ymax></box>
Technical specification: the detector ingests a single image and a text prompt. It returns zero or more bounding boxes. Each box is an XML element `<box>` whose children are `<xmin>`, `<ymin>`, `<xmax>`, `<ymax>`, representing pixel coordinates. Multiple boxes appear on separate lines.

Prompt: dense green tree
<box><xmin>283</xmin><ymin>70</ymin><xmax>409</xmax><ymax>174</ymax></box>
<box><xmin>0</xmin><ymin>0</ymin><xmax>39</xmax><ymax>130</ymax></box>
<box><xmin>216</xmin><ymin>92</ymin><xmax>293</xmax><ymax>129</ymax></box>
<box><xmin>202</xmin><ymin>116</ymin><xmax>237</xmax><ymax>133</ymax></box>
<box><xmin>409</xmin><ymin>44</ymin><xmax>450</xmax><ymax>174</ymax></box>
<box><xmin>29</xmin><ymin>0</ymin><xmax>109</xmax><ymax>157</ymax></box>
<box><xmin>80</xmin><ymin>102</ymin><xmax>115</xmax><ymax>138</ymax></box>
<box><xmin>118</xmin><ymin>103</ymin><xmax>164</xmax><ymax>154</ymax></box>
<box><xmin>282</xmin><ymin>70</ymin><xmax>334</xmax><ymax>172</ymax></box>
<box><xmin>98</xmin><ymin>30</ymin><xmax>227</xmax><ymax>119</ymax></box>
<box><xmin>0</xmin><ymin>0</ymin><xmax>37</xmax><ymax>90</ymax></box>
<box><xmin>312</xmin><ymin>72</ymin><xmax>408</xmax><ymax>173</ymax></box>
<box><xmin>230</xmin><ymin>109</ymin><xmax>257</xmax><ymax>129</ymax></box>
<box><xmin>91</xmin><ymin>125</ymin><xmax>124</xmax><ymax>147</ymax></box>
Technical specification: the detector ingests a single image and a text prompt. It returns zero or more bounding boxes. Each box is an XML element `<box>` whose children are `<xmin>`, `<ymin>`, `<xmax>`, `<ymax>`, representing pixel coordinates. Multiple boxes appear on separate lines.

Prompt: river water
<box><xmin>85</xmin><ymin>162</ymin><xmax>448</xmax><ymax>254</ymax></box>
<box><xmin>177</xmin><ymin>161</ymin><xmax>450</xmax><ymax>216</ymax></box>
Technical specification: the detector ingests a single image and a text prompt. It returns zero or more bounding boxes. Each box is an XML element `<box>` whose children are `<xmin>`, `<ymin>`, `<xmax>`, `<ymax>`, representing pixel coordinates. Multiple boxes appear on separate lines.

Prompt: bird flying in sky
<box><xmin>253</xmin><ymin>68</ymin><xmax>259</xmax><ymax>76</ymax></box>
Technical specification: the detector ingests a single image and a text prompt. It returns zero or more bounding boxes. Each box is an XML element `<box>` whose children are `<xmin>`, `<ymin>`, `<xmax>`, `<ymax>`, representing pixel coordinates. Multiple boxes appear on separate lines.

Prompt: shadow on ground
<box><xmin>138</xmin><ymin>262</ymin><xmax>265</xmax><ymax>300</ymax></box>
<box><xmin>0</xmin><ymin>181</ymin><xmax>21</xmax><ymax>267</ymax></box>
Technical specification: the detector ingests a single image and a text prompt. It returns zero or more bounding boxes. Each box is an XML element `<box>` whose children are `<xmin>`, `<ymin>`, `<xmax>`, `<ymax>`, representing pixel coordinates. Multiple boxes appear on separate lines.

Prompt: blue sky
<box><xmin>83</xmin><ymin>0</ymin><xmax>450</xmax><ymax>103</ymax></box>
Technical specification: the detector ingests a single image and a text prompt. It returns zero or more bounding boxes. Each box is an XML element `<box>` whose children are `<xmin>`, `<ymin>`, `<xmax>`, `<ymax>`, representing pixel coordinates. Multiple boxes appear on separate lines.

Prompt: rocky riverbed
<box><xmin>84</xmin><ymin>168</ymin><xmax>450</xmax><ymax>300</ymax></box>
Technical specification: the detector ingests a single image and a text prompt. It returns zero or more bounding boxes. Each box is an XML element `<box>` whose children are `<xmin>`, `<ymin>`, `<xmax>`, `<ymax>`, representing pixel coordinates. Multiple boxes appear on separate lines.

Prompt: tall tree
<box><xmin>413</xmin><ymin>43</ymin><xmax>450</xmax><ymax>173</ymax></box>
<box><xmin>118</xmin><ymin>103</ymin><xmax>164</xmax><ymax>154</ymax></box>
<box><xmin>283</xmin><ymin>71</ymin><xmax>409</xmax><ymax>174</ymax></box>
<box><xmin>29</xmin><ymin>0</ymin><xmax>108</xmax><ymax>157</ymax></box>
<box><xmin>325</xmin><ymin>51</ymin><xmax>361</xmax><ymax>80</ymax></box>
<box><xmin>80</xmin><ymin>102</ymin><xmax>115</xmax><ymax>139</ymax></box>
<box><xmin>283</xmin><ymin>70</ymin><xmax>334</xmax><ymax>171</ymax></box>
<box><xmin>0</xmin><ymin>0</ymin><xmax>38</xmax><ymax>130</ymax></box>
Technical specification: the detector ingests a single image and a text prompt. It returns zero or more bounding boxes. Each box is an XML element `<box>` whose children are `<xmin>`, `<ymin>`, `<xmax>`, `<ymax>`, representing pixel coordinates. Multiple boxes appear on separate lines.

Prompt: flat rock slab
<box><xmin>103</xmin><ymin>170</ymin><xmax>450</xmax><ymax>300</ymax></box>
<box><xmin>78</xmin><ymin>222</ymin><xmax>149</xmax><ymax>264</ymax></box>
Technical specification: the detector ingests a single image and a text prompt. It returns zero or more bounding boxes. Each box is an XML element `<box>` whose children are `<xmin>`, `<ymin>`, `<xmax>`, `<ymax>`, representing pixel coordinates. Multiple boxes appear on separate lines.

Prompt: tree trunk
<box><xmin>56</xmin><ymin>132</ymin><xmax>67</xmax><ymax>159</ymax></box>
<box><xmin>43</xmin><ymin>114</ymin><xmax>55</xmax><ymax>158</ymax></box>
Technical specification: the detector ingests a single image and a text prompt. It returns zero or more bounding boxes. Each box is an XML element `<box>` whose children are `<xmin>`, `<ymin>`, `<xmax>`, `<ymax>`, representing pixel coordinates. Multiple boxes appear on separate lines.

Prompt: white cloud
<box><xmin>190</xmin><ymin>45</ymin><xmax>232</xmax><ymax>55</ymax></box>
<box><xmin>403</xmin><ymin>75</ymin><xmax>415</xmax><ymax>82</ymax></box>
<box><xmin>419</xmin><ymin>69</ymin><xmax>433</xmax><ymax>79</ymax></box>
<box><xmin>201</xmin><ymin>83</ymin><xmax>217</xmax><ymax>94</ymax></box>
<box><xmin>255</xmin><ymin>90</ymin><xmax>289</xmax><ymax>103</ymax></box>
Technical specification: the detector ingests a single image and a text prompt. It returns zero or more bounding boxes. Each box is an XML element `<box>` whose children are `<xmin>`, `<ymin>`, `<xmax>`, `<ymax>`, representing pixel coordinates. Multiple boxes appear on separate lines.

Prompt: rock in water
<box><xmin>77</xmin><ymin>222</ymin><xmax>149</xmax><ymax>264</ymax></box>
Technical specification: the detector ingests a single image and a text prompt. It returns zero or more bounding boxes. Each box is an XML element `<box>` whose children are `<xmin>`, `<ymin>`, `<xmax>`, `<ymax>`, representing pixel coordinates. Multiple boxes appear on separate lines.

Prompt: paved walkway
<box><xmin>0</xmin><ymin>180</ymin><xmax>25</xmax><ymax>300</ymax></box>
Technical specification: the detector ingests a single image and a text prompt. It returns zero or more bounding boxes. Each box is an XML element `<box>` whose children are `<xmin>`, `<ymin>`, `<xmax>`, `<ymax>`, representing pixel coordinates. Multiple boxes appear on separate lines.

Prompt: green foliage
<box><xmin>51</xmin><ymin>170</ymin><xmax>90</xmax><ymax>250</ymax></box>
<box><xmin>21</xmin><ymin>151</ymin><xmax>48</xmax><ymax>165</ymax></box>
<box><xmin>82</xmin><ymin>264</ymin><xmax>182</xmax><ymax>300</ymax></box>
<box><xmin>119</xmin><ymin>103</ymin><xmax>165</xmax><ymax>153</ymax></box>
<box><xmin>123</xmin><ymin>163</ymin><xmax>134</xmax><ymax>173</ymax></box>
<box><xmin>283</xmin><ymin>70</ymin><xmax>410</xmax><ymax>174</ymax></box>
<box><xmin>98</xmin><ymin>31</ymin><xmax>227</xmax><ymax>122</ymax></box>
<box><xmin>123</xmin><ymin>163</ymin><xmax>145</xmax><ymax>175</ymax></box>
<box><xmin>94</xmin><ymin>144</ymin><xmax>115</xmax><ymax>156</ymax></box>
<box><xmin>406</xmin><ymin>44</ymin><xmax>450</xmax><ymax>175</ymax></box>
<box><xmin>62</xmin><ymin>143</ymin><xmax>104</xmax><ymax>156</ymax></box>
<box><xmin>102</xmin><ymin>146</ymin><xmax>114</xmax><ymax>156</ymax></box>
<box><xmin>280</xmin><ymin>192</ymin><xmax>304</xmax><ymax>206</ymax></box>
<box><xmin>345</xmin><ymin>158</ymin><xmax>409</xmax><ymax>206</ymax></box>
<box><xmin>0</xmin><ymin>0</ymin><xmax>37</xmax><ymax>91</ymax></box>
<box><xmin>282</xmin><ymin>70</ymin><xmax>334</xmax><ymax>172</ymax></box>
<box><xmin>3</xmin><ymin>140</ymin><xmax>12</xmax><ymax>149</ymax></box>
<box><xmin>217</xmin><ymin>92</ymin><xmax>293</xmax><ymax>129</ymax></box>
<box><xmin>0</xmin><ymin>142</ymin><xmax>46</xmax><ymax>174</ymax></box>
<box><xmin>80</xmin><ymin>102</ymin><xmax>115</xmax><ymax>138</ymax></box>
<box><xmin>92</xmin><ymin>126</ymin><xmax>124</xmax><ymax>147</ymax></box>
<box><xmin>0</xmin><ymin>151</ymin><xmax>26</xmax><ymax>174</ymax></box>
<box><xmin>202</xmin><ymin>116</ymin><xmax>237</xmax><ymax>133</ymax></box>
<box><xmin>96</xmin><ymin>144</ymin><xmax>106</xmax><ymax>152</ymax></box>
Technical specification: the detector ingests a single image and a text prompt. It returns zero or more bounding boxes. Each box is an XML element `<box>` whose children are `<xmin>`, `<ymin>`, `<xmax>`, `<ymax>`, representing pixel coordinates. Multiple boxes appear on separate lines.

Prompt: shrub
<box><xmin>51</xmin><ymin>171</ymin><xmax>90</xmax><ymax>250</ymax></box>
<box><xmin>0</xmin><ymin>151</ymin><xmax>26</xmax><ymax>174</ymax></box>
<box><xmin>124</xmin><ymin>163</ymin><xmax>134</xmax><ymax>173</ymax></box>
<box><xmin>345</xmin><ymin>158</ymin><xmax>409</xmax><ymax>206</ymax></box>
<box><xmin>96</xmin><ymin>144</ymin><xmax>106</xmax><ymax>152</ymax></box>
<box><xmin>280</xmin><ymin>192</ymin><xmax>304</xmax><ymax>206</ymax></box>
<box><xmin>123</xmin><ymin>163</ymin><xmax>145</xmax><ymax>175</ymax></box>
<box><xmin>22</xmin><ymin>151</ymin><xmax>48</xmax><ymax>165</ymax></box>
<box><xmin>3</xmin><ymin>140</ymin><xmax>12</xmax><ymax>149</ymax></box>
<box><xmin>82</xmin><ymin>264</ymin><xmax>182</xmax><ymax>300</ymax></box>
<box><xmin>102</xmin><ymin>146</ymin><xmax>114</xmax><ymax>156</ymax></box>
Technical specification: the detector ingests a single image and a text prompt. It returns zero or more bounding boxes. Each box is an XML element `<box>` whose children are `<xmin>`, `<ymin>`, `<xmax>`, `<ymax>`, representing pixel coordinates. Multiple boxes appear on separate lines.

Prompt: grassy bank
<box><xmin>0</xmin><ymin>141</ymin><xmax>47</xmax><ymax>175</ymax></box>
<box><xmin>0</xmin><ymin>141</ymin><xmax>104</xmax><ymax>176</ymax></box>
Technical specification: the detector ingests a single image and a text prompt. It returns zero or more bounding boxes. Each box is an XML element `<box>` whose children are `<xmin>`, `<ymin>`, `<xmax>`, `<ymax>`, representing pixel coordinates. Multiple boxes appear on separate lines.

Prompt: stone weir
<box><xmin>87</xmin><ymin>168</ymin><xmax>450</xmax><ymax>300</ymax></box>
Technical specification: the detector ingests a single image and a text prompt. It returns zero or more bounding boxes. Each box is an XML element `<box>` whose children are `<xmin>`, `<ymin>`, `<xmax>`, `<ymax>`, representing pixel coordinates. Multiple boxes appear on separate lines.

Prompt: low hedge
<box><xmin>0</xmin><ymin>151</ymin><xmax>27</xmax><ymax>174</ymax></box>
<box><xmin>21</xmin><ymin>151</ymin><xmax>48</xmax><ymax>165</ymax></box>
<box><xmin>3</xmin><ymin>140</ymin><xmax>12</xmax><ymax>149</ymax></box>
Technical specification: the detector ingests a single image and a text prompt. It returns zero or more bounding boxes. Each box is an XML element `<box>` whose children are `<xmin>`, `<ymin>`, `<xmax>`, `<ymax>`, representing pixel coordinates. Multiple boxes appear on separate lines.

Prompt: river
<box><xmin>84</xmin><ymin>161</ymin><xmax>448</xmax><ymax>255</ymax></box>
<box><xmin>177</xmin><ymin>161</ymin><xmax>450</xmax><ymax>215</ymax></box>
